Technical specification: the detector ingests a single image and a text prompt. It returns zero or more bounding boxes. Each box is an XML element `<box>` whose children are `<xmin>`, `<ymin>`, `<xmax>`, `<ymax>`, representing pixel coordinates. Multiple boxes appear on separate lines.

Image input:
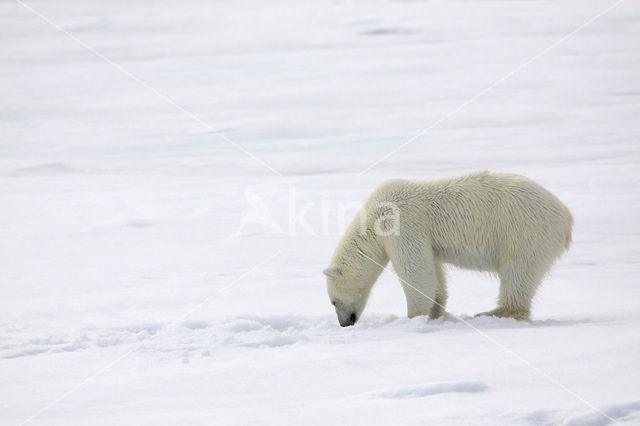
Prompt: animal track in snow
<box><xmin>562</xmin><ymin>400</ymin><xmax>640</xmax><ymax>426</ymax></box>
<box><xmin>371</xmin><ymin>381</ymin><xmax>489</xmax><ymax>399</ymax></box>
<box><xmin>0</xmin><ymin>314</ymin><xmax>600</xmax><ymax>359</ymax></box>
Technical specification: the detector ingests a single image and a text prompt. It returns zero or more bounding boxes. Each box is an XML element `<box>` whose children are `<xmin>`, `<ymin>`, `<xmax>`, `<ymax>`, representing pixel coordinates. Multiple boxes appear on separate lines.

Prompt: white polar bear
<box><xmin>324</xmin><ymin>171</ymin><xmax>573</xmax><ymax>326</ymax></box>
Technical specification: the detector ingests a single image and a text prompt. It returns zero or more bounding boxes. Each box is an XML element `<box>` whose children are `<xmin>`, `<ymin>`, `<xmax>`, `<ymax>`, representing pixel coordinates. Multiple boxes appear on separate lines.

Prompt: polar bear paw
<box><xmin>474</xmin><ymin>308</ymin><xmax>530</xmax><ymax>321</ymax></box>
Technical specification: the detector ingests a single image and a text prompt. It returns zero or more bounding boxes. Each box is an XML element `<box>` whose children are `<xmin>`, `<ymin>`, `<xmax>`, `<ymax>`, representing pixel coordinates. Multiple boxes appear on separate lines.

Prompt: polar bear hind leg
<box><xmin>477</xmin><ymin>256</ymin><xmax>555</xmax><ymax>321</ymax></box>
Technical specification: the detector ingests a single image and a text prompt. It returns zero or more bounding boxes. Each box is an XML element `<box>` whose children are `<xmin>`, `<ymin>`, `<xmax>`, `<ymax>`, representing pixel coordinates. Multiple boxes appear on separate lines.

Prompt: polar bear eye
<box><xmin>331</xmin><ymin>300</ymin><xmax>336</xmax><ymax>306</ymax></box>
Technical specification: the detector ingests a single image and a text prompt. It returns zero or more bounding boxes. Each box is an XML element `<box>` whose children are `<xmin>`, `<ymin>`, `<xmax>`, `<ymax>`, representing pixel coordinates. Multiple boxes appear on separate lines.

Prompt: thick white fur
<box><xmin>324</xmin><ymin>171</ymin><xmax>573</xmax><ymax>325</ymax></box>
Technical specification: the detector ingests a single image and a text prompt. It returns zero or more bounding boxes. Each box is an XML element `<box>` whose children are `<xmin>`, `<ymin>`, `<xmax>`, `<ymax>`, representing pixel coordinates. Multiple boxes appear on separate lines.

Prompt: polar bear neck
<box><xmin>331</xmin><ymin>209</ymin><xmax>389</xmax><ymax>284</ymax></box>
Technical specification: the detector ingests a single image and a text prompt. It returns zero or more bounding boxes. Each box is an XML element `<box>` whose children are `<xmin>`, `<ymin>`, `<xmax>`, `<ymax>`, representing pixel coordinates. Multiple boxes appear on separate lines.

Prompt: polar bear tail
<box><xmin>563</xmin><ymin>210</ymin><xmax>573</xmax><ymax>253</ymax></box>
<box><xmin>564</xmin><ymin>229</ymin><xmax>572</xmax><ymax>252</ymax></box>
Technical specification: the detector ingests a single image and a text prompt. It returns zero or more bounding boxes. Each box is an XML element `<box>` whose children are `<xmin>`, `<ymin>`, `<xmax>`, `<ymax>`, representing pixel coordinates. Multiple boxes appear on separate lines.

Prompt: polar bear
<box><xmin>323</xmin><ymin>171</ymin><xmax>573</xmax><ymax>326</ymax></box>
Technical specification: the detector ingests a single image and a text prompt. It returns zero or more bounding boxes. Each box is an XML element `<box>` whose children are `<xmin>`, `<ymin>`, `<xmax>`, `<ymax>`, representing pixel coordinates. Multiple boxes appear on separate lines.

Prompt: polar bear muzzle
<box><xmin>332</xmin><ymin>299</ymin><xmax>357</xmax><ymax>327</ymax></box>
<box><xmin>339</xmin><ymin>311</ymin><xmax>357</xmax><ymax>327</ymax></box>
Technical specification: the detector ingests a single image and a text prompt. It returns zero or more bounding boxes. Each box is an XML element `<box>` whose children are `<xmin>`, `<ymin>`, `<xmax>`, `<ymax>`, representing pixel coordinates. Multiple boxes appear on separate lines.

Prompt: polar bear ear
<box><xmin>323</xmin><ymin>266</ymin><xmax>342</xmax><ymax>278</ymax></box>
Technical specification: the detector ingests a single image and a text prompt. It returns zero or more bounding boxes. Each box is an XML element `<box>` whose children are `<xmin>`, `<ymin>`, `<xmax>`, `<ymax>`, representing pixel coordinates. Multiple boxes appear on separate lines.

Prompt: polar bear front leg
<box><xmin>387</xmin><ymin>236</ymin><xmax>438</xmax><ymax>318</ymax></box>
<box><xmin>428</xmin><ymin>262</ymin><xmax>448</xmax><ymax>319</ymax></box>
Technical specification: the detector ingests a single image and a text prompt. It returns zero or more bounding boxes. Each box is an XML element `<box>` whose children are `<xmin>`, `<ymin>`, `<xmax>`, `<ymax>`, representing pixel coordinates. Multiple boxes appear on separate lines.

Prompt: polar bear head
<box><xmin>324</xmin><ymin>257</ymin><xmax>385</xmax><ymax>327</ymax></box>
<box><xmin>323</xmin><ymin>265</ymin><xmax>364</xmax><ymax>327</ymax></box>
<box><xmin>324</xmin><ymin>196</ymin><xmax>392</xmax><ymax>326</ymax></box>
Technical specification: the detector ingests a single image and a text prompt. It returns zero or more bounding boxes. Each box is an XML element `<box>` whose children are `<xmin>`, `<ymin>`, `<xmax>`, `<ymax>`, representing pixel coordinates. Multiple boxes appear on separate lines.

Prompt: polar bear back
<box><xmin>368</xmin><ymin>171</ymin><xmax>573</xmax><ymax>273</ymax></box>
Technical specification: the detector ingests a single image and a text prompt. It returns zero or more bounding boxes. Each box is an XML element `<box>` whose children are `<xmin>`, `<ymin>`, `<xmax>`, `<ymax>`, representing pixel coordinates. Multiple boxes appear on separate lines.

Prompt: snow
<box><xmin>2</xmin><ymin>0</ymin><xmax>640</xmax><ymax>424</ymax></box>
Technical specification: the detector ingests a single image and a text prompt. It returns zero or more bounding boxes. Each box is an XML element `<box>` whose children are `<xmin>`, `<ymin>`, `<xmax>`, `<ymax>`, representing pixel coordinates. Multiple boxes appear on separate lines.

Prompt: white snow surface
<box><xmin>2</xmin><ymin>0</ymin><xmax>640</xmax><ymax>424</ymax></box>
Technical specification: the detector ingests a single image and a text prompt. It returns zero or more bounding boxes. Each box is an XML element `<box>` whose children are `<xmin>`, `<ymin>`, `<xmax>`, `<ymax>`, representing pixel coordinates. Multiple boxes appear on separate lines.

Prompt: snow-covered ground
<box><xmin>2</xmin><ymin>0</ymin><xmax>640</xmax><ymax>424</ymax></box>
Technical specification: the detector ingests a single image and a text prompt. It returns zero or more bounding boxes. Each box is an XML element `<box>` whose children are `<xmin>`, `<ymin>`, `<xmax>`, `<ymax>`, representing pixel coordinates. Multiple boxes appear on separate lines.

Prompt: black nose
<box><xmin>340</xmin><ymin>312</ymin><xmax>357</xmax><ymax>327</ymax></box>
